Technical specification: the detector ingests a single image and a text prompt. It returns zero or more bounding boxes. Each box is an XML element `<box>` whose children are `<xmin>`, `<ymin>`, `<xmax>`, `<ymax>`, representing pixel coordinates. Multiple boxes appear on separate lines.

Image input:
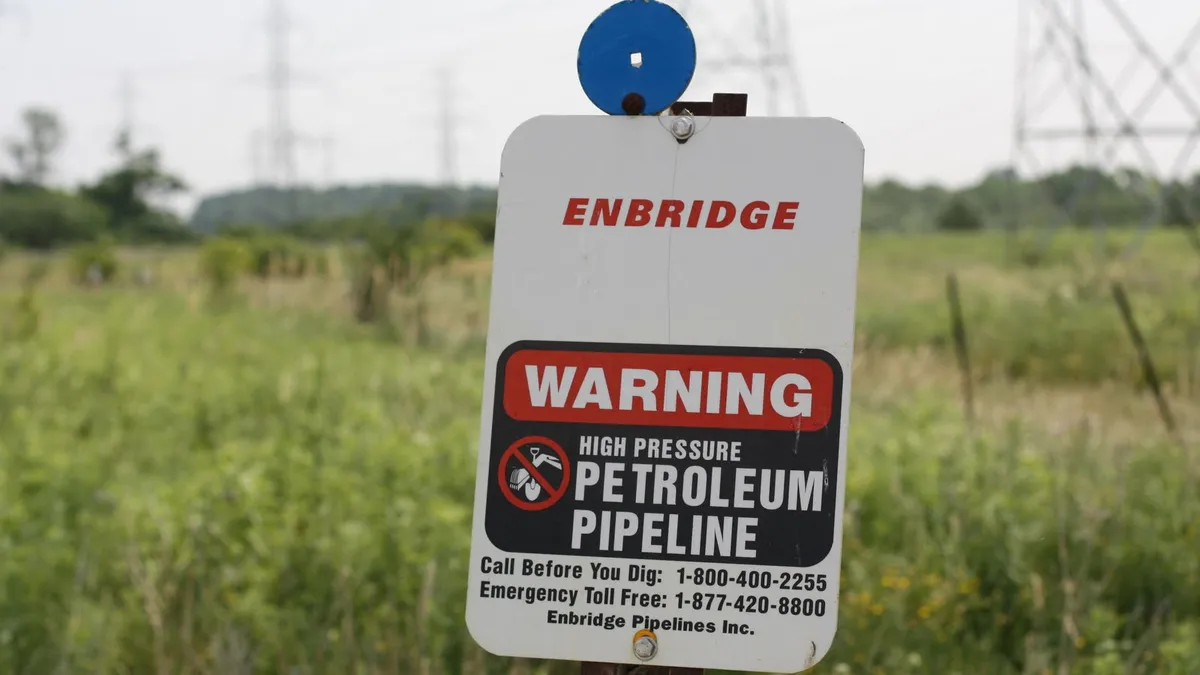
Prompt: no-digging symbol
<box><xmin>497</xmin><ymin>436</ymin><xmax>571</xmax><ymax>511</ymax></box>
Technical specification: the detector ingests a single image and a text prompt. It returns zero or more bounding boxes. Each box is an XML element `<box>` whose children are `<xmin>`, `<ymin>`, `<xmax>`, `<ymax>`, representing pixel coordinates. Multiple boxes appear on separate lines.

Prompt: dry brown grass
<box><xmin>853</xmin><ymin>345</ymin><xmax>1200</xmax><ymax>450</ymax></box>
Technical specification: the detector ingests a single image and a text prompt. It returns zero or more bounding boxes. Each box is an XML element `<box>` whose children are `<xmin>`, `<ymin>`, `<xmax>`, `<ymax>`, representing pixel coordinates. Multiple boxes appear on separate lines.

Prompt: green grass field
<box><xmin>1</xmin><ymin>228</ymin><xmax>1198</xmax><ymax>675</ymax></box>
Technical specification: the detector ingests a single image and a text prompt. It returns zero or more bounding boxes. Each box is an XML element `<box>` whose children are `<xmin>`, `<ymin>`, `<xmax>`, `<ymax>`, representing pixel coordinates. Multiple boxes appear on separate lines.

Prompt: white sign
<box><xmin>465</xmin><ymin>114</ymin><xmax>864</xmax><ymax>673</ymax></box>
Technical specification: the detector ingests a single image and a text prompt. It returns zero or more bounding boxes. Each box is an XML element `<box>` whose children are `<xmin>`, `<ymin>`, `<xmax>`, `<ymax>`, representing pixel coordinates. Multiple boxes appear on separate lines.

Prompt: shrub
<box><xmin>198</xmin><ymin>237</ymin><xmax>250</xmax><ymax>293</ymax></box>
<box><xmin>244</xmin><ymin>234</ymin><xmax>313</xmax><ymax>279</ymax></box>
<box><xmin>348</xmin><ymin>220</ymin><xmax>483</xmax><ymax>328</ymax></box>
<box><xmin>67</xmin><ymin>238</ymin><xmax>119</xmax><ymax>285</ymax></box>
<box><xmin>313</xmin><ymin>249</ymin><xmax>330</xmax><ymax>277</ymax></box>
<box><xmin>0</xmin><ymin>189</ymin><xmax>109</xmax><ymax>248</ymax></box>
<box><xmin>937</xmin><ymin>197</ymin><xmax>984</xmax><ymax>232</ymax></box>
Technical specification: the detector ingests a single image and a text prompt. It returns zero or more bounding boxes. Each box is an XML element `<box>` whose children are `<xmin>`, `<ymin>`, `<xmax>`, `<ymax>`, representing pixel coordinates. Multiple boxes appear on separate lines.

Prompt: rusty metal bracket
<box><xmin>668</xmin><ymin>92</ymin><xmax>748</xmax><ymax>117</ymax></box>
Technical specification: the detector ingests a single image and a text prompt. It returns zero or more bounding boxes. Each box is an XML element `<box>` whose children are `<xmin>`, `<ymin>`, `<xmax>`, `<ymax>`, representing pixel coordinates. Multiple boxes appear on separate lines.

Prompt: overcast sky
<box><xmin>1</xmin><ymin>0</ymin><xmax>1198</xmax><ymax>216</ymax></box>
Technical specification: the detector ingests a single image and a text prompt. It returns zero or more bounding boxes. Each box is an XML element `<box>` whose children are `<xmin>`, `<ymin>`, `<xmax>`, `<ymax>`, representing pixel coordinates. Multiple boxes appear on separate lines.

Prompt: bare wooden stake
<box><xmin>1111</xmin><ymin>281</ymin><xmax>1182</xmax><ymax>445</ymax></box>
<box><xmin>945</xmin><ymin>272</ymin><xmax>976</xmax><ymax>430</ymax></box>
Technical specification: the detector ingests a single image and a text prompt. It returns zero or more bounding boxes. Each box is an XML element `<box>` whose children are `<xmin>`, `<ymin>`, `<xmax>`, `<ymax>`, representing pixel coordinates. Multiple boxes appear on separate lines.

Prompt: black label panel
<box><xmin>483</xmin><ymin>340</ymin><xmax>844</xmax><ymax>569</ymax></box>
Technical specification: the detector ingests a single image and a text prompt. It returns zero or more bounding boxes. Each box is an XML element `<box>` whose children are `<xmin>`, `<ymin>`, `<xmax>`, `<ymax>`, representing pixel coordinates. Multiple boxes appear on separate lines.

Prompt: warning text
<box><xmin>504</xmin><ymin>349</ymin><xmax>836</xmax><ymax>432</ymax></box>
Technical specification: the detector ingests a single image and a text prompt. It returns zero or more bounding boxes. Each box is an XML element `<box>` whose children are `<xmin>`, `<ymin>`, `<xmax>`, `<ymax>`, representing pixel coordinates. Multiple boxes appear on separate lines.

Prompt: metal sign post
<box><xmin>465</xmin><ymin>2</ymin><xmax>866</xmax><ymax>673</ymax></box>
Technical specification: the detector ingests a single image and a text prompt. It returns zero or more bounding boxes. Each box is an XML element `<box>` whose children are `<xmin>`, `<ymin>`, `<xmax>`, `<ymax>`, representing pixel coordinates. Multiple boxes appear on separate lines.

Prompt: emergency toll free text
<box><xmin>477</xmin><ymin>556</ymin><xmax>830</xmax><ymax>617</ymax></box>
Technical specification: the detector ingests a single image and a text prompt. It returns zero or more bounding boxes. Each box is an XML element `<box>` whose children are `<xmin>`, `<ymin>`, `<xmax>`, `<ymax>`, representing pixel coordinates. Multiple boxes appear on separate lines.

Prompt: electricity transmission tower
<box><xmin>437</xmin><ymin>65</ymin><xmax>460</xmax><ymax>188</ymax></box>
<box><xmin>265</xmin><ymin>0</ymin><xmax>298</xmax><ymax>193</ymax></box>
<box><xmin>676</xmin><ymin>0</ymin><xmax>808</xmax><ymax>117</ymax></box>
<box><xmin>1010</xmin><ymin>0</ymin><xmax>1200</xmax><ymax>257</ymax></box>
<box><xmin>248</xmin><ymin>0</ymin><xmax>335</xmax><ymax>218</ymax></box>
<box><xmin>118</xmin><ymin>72</ymin><xmax>137</xmax><ymax>148</ymax></box>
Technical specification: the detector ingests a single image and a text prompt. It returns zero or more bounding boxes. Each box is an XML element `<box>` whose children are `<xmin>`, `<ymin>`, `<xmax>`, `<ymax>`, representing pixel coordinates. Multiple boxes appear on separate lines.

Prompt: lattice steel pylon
<box><xmin>1010</xmin><ymin>0</ymin><xmax>1200</xmax><ymax>259</ymax></box>
<box><xmin>674</xmin><ymin>0</ymin><xmax>808</xmax><ymax>117</ymax></box>
<box><xmin>266</xmin><ymin>0</ymin><xmax>298</xmax><ymax>193</ymax></box>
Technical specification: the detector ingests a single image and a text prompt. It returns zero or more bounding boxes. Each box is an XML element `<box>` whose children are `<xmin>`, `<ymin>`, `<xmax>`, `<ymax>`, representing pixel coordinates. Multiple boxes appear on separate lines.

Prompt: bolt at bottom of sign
<box><xmin>669</xmin><ymin>116</ymin><xmax>695</xmax><ymax>141</ymax></box>
<box><xmin>632</xmin><ymin>629</ymin><xmax>658</xmax><ymax>661</ymax></box>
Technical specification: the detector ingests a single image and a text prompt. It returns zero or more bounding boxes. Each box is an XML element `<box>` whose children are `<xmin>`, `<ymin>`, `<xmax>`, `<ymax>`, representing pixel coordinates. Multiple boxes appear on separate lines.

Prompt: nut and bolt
<box><xmin>631</xmin><ymin>629</ymin><xmax>658</xmax><ymax>661</ymax></box>
<box><xmin>669</xmin><ymin>115</ymin><xmax>695</xmax><ymax>141</ymax></box>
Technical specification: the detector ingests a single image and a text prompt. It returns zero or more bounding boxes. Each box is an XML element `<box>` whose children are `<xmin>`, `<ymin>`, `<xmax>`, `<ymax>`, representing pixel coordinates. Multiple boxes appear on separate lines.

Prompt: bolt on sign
<box><xmin>464</xmin><ymin>113</ymin><xmax>865</xmax><ymax>673</ymax></box>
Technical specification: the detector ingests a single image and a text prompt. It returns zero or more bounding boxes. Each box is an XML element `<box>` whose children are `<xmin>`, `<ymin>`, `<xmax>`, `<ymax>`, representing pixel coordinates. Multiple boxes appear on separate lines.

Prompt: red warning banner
<box><xmin>502</xmin><ymin>349</ymin><xmax>836</xmax><ymax>432</ymax></box>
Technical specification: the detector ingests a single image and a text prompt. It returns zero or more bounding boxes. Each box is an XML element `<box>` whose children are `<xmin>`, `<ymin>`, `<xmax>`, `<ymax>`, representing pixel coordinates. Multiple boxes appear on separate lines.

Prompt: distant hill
<box><xmin>188</xmin><ymin>183</ymin><xmax>498</xmax><ymax>232</ymax></box>
<box><xmin>187</xmin><ymin>167</ymin><xmax>1200</xmax><ymax>237</ymax></box>
<box><xmin>188</xmin><ymin>179</ymin><xmax>980</xmax><ymax>235</ymax></box>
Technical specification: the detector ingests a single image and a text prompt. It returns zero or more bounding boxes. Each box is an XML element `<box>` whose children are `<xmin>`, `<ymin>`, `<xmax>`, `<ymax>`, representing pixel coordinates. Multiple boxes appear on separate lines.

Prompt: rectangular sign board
<box><xmin>466</xmin><ymin>114</ymin><xmax>865</xmax><ymax>673</ymax></box>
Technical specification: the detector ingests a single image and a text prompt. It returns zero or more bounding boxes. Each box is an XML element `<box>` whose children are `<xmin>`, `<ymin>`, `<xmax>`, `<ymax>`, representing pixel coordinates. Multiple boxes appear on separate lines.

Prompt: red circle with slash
<box><xmin>497</xmin><ymin>436</ymin><xmax>571</xmax><ymax>512</ymax></box>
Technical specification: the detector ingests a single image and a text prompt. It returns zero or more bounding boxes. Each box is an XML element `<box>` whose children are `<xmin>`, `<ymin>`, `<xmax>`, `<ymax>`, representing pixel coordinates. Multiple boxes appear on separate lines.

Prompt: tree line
<box><xmin>0</xmin><ymin>107</ymin><xmax>196</xmax><ymax>249</ymax></box>
<box><xmin>3</xmin><ymin>105</ymin><xmax>1200</xmax><ymax>252</ymax></box>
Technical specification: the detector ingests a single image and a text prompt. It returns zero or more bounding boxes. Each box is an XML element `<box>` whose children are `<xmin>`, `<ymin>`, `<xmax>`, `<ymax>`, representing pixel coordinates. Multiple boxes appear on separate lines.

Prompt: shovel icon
<box><xmin>508</xmin><ymin>446</ymin><xmax>562</xmax><ymax>501</ymax></box>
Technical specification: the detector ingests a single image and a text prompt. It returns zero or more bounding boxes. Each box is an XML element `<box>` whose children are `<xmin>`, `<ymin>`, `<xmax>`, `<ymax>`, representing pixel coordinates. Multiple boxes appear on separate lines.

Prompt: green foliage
<box><xmin>113</xmin><ymin>211</ymin><xmax>200</xmax><ymax>244</ymax></box>
<box><xmin>4</xmin><ymin>267</ymin><xmax>43</xmax><ymax>340</ymax></box>
<box><xmin>347</xmin><ymin>247</ymin><xmax>389</xmax><ymax>324</ymax></box>
<box><xmin>67</xmin><ymin>237</ymin><xmax>120</xmax><ymax>285</ymax></box>
<box><xmin>195</xmin><ymin>230</ymin><xmax>334</xmax><ymax>285</ymax></box>
<box><xmin>937</xmin><ymin>197</ymin><xmax>984</xmax><ymax>232</ymax></box>
<box><xmin>267</xmin><ymin>206</ymin><xmax>500</xmax><ymax>246</ymax></box>
<box><xmin>861</xmin><ymin>178</ymin><xmax>952</xmax><ymax>231</ymax></box>
<box><xmin>198</xmin><ymin>237</ymin><xmax>250</xmax><ymax>293</ymax></box>
<box><xmin>370</xmin><ymin>220</ymin><xmax>482</xmax><ymax>290</ymax></box>
<box><xmin>349</xmin><ymin>219</ymin><xmax>483</xmax><ymax>327</ymax></box>
<box><xmin>193</xmin><ymin>164</ymin><xmax>1187</xmax><ymax>239</ymax></box>
<box><xmin>0</xmin><ymin>187</ymin><xmax>109</xmax><ymax>248</ymax></box>
<box><xmin>855</xmin><ymin>230</ymin><xmax>1200</xmax><ymax>390</ymax></box>
<box><xmin>241</xmin><ymin>233</ymin><xmax>320</xmax><ymax>279</ymax></box>
<box><xmin>190</xmin><ymin>183</ymin><xmax>498</xmax><ymax>232</ymax></box>
<box><xmin>0</xmin><ymin>108</ymin><xmax>194</xmax><ymax>248</ymax></box>
<box><xmin>1163</xmin><ymin>181</ymin><xmax>1198</xmax><ymax>227</ymax></box>
<box><xmin>869</xmin><ymin>284</ymin><xmax>1199</xmax><ymax>388</ymax></box>
<box><xmin>0</xmin><ymin>294</ymin><xmax>487</xmax><ymax>674</ymax></box>
<box><xmin>313</xmin><ymin>248</ymin><xmax>330</xmax><ymax>277</ymax></box>
<box><xmin>79</xmin><ymin>130</ymin><xmax>191</xmax><ymax>240</ymax></box>
<box><xmin>213</xmin><ymin>221</ymin><xmax>273</xmax><ymax>239</ymax></box>
<box><xmin>23</xmin><ymin>257</ymin><xmax>52</xmax><ymax>285</ymax></box>
<box><xmin>0</xmin><ymin>292</ymin><xmax>1196</xmax><ymax>674</ymax></box>
<box><xmin>3</xmin><ymin>106</ymin><xmax>65</xmax><ymax>186</ymax></box>
<box><xmin>816</xmin><ymin>409</ymin><xmax>1200</xmax><ymax>675</ymax></box>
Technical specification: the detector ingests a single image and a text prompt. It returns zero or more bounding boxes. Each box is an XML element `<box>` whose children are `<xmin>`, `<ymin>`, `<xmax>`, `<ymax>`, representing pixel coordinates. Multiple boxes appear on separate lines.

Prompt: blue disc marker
<box><xmin>577</xmin><ymin>0</ymin><xmax>697</xmax><ymax>116</ymax></box>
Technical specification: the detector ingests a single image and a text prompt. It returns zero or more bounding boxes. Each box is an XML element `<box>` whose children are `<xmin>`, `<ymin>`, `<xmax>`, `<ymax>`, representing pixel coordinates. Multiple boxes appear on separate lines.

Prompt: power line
<box><xmin>118</xmin><ymin>72</ymin><xmax>136</xmax><ymax>146</ymax></box>
<box><xmin>678</xmin><ymin>0</ymin><xmax>808</xmax><ymax>117</ymax></box>
<box><xmin>437</xmin><ymin>64</ymin><xmax>459</xmax><ymax>188</ymax></box>
<box><xmin>1010</xmin><ymin>0</ymin><xmax>1200</xmax><ymax>258</ymax></box>
<box><xmin>266</xmin><ymin>0</ymin><xmax>298</xmax><ymax>195</ymax></box>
